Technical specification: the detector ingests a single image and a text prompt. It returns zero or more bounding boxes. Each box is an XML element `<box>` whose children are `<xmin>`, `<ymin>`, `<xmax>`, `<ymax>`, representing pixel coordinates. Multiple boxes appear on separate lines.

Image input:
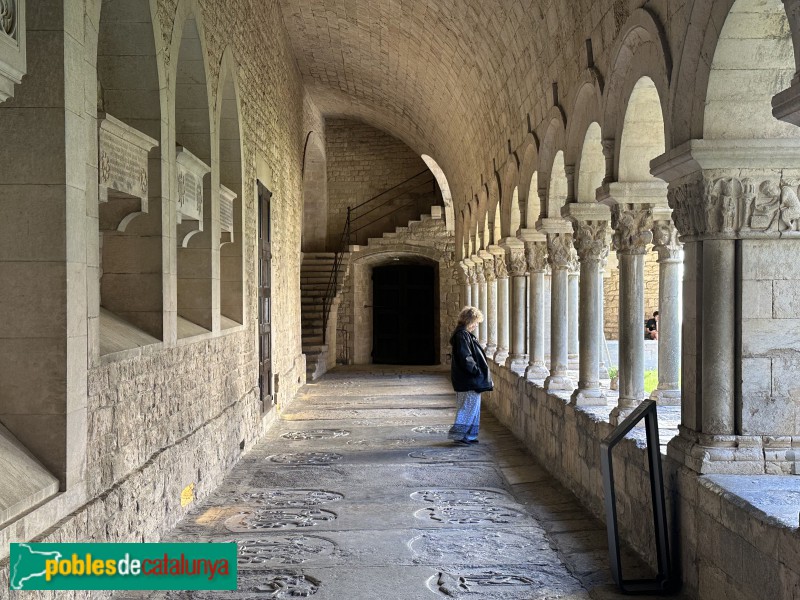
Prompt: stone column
<box><xmin>504</xmin><ymin>242</ymin><xmax>528</xmax><ymax>372</ymax></box>
<box><xmin>650</xmin><ymin>214</ymin><xmax>683</xmax><ymax>404</ymax></box>
<box><xmin>469</xmin><ymin>264</ymin><xmax>479</xmax><ymax>314</ymax></box>
<box><xmin>472</xmin><ymin>254</ymin><xmax>487</xmax><ymax>346</ymax></box>
<box><xmin>566</xmin><ymin>205</ymin><xmax>611</xmax><ymax>405</ymax></box>
<box><xmin>609</xmin><ymin>203</ymin><xmax>653</xmax><ymax>424</ymax></box>
<box><xmin>460</xmin><ymin>260</ymin><xmax>473</xmax><ymax>307</ymax></box>
<box><xmin>542</xmin><ymin>221</ymin><xmax>575</xmax><ymax>390</ymax></box>
<box><xmin>523</xmin><ymin>236</ymin><xmax>549</xmax><ymax>379</ymax></box>
<box><xmin>701</xmin><ymin>238</ymin><xmax>736</xmax><ymax>434</ymax></box>
<box><xmin>493</xmin><ymin>252</ymin><xmax>510</xmax><ymax>364</ymax></box>
<box><xmin>482</xmin><ymin>253</ymin><xmax>498</xmax><ymax>357</ymax></box>
<box><xmin>598</xmin><ymin>256</ymin><xmax>609</xmax><ymax>380</ymax></box>
<box><xmin>567</xmin><ymin>256</ymin><xmax>580</xmax><ymax>360</ymax></box>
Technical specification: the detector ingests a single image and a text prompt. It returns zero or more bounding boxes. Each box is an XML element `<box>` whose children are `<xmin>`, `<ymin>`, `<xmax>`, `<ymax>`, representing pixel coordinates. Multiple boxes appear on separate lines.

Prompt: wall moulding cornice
<box><xmin>0</xmin><ymin>0</ymin><xmax>25</xmax><ymax>103</ymax></box>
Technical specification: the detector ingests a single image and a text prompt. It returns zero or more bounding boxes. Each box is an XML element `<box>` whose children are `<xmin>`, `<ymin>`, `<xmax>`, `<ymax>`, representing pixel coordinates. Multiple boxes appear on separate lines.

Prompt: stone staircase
<box><xmin>300</xmin><ymin>252</ymin><xmax>349</xmax><ymax>381</ymax></box>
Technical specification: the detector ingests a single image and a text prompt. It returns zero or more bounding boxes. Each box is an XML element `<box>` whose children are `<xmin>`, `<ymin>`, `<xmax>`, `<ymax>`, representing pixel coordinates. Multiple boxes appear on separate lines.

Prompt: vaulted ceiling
<box><xmin>278</xmin><ymin>0</ymin><xmax>598</xmax><ymax>210</ymax></box>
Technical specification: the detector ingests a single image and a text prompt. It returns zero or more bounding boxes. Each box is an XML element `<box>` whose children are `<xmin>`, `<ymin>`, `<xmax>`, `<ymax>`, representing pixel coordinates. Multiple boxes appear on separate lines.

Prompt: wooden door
<box><xmin>257</xmin><ymin>182</ymin><xmax>274</xmax><ymax>408</ymax></box>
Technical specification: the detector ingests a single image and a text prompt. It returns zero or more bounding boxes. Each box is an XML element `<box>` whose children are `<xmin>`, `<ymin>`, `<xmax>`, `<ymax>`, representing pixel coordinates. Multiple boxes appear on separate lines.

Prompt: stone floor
<box><xmin>117</xmin><ymin>366</ymin><xmax>685</xmax><ymax>599</ymax></box>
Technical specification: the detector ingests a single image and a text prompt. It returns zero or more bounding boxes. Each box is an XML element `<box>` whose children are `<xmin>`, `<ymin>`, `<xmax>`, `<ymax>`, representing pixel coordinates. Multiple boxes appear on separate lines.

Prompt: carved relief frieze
<box><xmin>546</xmin><ymin>233</ymin><xmax>573</xmax><ymax>270</ymax></box>
<box><xmin>668</xmin><ymin>175</ymin><xmax>800</xmax><ymax>240</ymax></box>
<box><xmin>573</xmin><ymin>221</ymin><xmax>609</xmax><ymax>263</ymax></box>
<box><xmin>611</xmin><ymin>206</ymin><xmax>653</xmax><ymax>254</ymax></box>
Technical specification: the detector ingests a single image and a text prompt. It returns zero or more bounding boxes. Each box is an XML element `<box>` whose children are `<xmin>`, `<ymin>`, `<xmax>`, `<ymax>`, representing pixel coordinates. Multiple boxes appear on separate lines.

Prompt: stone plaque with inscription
<box><xmin>98</xmin><ymin>113</ymin><xmax>158</xmax><ymax>205</ymax></box>
<box><xmin>176</xmin><ymin>145</ymin><xmax>210</xmax><ymax>224</ymax></box>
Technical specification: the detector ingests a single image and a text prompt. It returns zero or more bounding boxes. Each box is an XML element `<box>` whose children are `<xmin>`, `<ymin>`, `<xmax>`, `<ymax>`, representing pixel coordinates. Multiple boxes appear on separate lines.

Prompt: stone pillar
<box><xmin>523</xmin><ymin>236</ymin><xmax>549</xmax><ymax>379</ymax></box>
<box><xmin>542</xmin><ymin>220</ymin><xmax>575</xmax><ymax>390</ymax></box>
<box><xmin>649</xmin><ymin>139</ymin><xmax>800</xmax><ymax>474</ymax></box>
<box><xmin>469</xmin><ymin>265</ymin><xmax>479</xmax><ymax>314</ymax></box>
<box><xmin>650</xmin><ymin>214</ymin><xmax>683</xmax><ymax>404</ymax></box>
<box><xmin>482</xmin><ymin>253</ymin><xmax>498</xmax><ymax>357</ymax></box>
<box><xmin>608</xmin><ymin>198</ymin><xmax>654</xmax><ymax>424</ymax></box>
<box><xmin>472</xmin><ymin>254</ymin><xmax>488</xmax><ymax>346</ymax></box>
<box><xmin>566</xmin><ymin>205</ymin><xmax>611</xmax><ymax>405</ymax></box>
<box><xmin>460</xmin><ymin>260</ymin><xmax>473</xmax><ymax>307</ymax></box>
<box><xmin>567</xmin><ymin>257</ymin><xmax>580</xmax><ymax>360</ymax></box>
<box><xmin>701</xmin><ymin>238</ymin><xmax>736</xmax><ymax>434</ymax></box>
<box><xmin>493</xmin><ymin>252</ymin><xmax>510</xmax><ymax>364</ymax></box>
<box><xmin>598</xmin><ymin>257</ymin><xmax>609</xmax><ymax>379</ymax></box>
<box><xmin>504</xmin><ymin>241</ymin><xmax>528</xmax><ymax>372</ymax></box>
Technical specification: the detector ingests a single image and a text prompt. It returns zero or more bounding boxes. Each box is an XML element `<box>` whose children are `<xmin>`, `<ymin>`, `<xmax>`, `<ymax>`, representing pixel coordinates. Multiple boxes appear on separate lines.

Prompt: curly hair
<box><xmin>457</xmin><ymin>306</ymin><xmax>484</xmax><ymax>327</ymax></box>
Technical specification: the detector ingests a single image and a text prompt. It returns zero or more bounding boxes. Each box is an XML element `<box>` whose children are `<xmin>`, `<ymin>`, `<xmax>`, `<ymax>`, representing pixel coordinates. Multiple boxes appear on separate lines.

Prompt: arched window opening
<box><xmin>577</xmin><ymin>122</ymin><xmax>604</xmax><ymax>202</ymax></box>
<box><xmin>618</xmin><ymin>77</ymin><xmax>664</xmax><ymax>182</ymax></box>
<box><xmin>549</xmin><ymin>151</ymin><xmax>568</xmax><ymax>216</ymax></box>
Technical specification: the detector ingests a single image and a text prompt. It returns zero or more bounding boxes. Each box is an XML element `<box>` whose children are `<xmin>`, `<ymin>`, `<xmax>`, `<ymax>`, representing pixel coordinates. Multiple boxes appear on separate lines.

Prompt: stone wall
<box><xmin>0</xmin><ymin>0</ymin><xmax>307</xmax><ymax>589</ymax></box>
<box><xmin>326</xmin><ymin>118</ymin><xmax>442</xmax><ymax>249</ymax></box>
<box><xmin>603</xmin><ymin>248</ymin><xmax>660</xmax><ymax>341</ymax></box>
<box><xmin>484</xmin><ymin>362</ymin><xmax>800</xmax><ymax>600</ymax></box>
<box><xmin>336</xmin><ymin>213</ymin><xmax>460</xmax><ymax>366</ymax></box>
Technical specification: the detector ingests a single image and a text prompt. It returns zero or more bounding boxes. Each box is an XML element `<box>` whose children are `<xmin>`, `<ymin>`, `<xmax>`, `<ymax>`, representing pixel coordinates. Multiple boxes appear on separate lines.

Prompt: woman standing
<box><xmin>448</xmin><ymin>306</ymin><xmax>493</xmax><ymax>445</ymax></box>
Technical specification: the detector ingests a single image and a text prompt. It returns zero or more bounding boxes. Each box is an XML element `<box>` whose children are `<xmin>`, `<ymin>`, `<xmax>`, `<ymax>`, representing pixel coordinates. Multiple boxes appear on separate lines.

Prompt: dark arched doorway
<box><xmin>372</xmin><ymin>264</ymin><xmax>436</xmax><ymax>364</ymax></box>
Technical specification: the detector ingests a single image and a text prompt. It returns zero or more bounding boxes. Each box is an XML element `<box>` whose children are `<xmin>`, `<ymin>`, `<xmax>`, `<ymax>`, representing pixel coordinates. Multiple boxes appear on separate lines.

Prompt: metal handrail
<box><xmin>350</xmin><ymin>177</ymin><xmax>434</xmax><ymax>223</ymax></box>
<box><xmin>350</xmin><ymin>200</ymin><xmax>418</xmax><ymax>236</ymax></box>
<box><xmin>600</xmin><ymin>399</ymin><xmax>677</xmax><ymax>594</ymax></box>
<box><xmin>350</xmin><ymin>169</ymin><xmax>430</xmax><ymax>211</ymax></box>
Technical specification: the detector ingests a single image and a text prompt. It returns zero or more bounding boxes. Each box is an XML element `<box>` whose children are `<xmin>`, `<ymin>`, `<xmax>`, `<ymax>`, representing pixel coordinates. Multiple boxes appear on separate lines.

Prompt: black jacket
<box><xmin>450</xmin><ymin>326</ymin><xmax>494</xmax><ymax>393</ymax></box>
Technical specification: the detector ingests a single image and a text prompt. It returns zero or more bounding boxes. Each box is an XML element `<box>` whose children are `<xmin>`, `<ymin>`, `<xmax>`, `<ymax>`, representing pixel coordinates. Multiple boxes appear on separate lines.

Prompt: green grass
<box><xmin>644</xmin><ymin>370</ymin><xmax>658</xmax><ymax>395</ymax></box>
<box><xmin>605</xmin><ymin>367</ymin><xmax>659</xmax><ymax>395</ymax></box>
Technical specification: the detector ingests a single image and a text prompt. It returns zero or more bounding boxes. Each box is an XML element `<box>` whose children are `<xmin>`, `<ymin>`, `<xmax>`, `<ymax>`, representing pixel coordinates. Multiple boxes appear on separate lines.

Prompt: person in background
<box><xmin>448</xmin><ymin>306</ymin><xmax>493</xmax><ymax>445</ymax></box>
<box><xmin>646</xmin><ymin>310</ymin><xmax>659</xmax><ymax>341</ymax></box>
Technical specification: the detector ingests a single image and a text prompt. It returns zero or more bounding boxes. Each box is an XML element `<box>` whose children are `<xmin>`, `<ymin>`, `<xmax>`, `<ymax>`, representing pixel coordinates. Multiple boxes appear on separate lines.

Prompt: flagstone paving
<box><xmin>117</xmin><ymin>366</ymin><xmax>684</xmax><ymax>599</ymax></box>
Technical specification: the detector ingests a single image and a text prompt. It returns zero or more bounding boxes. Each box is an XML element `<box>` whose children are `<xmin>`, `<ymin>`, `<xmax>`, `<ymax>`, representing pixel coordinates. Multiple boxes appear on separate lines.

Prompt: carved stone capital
<box><xmin>524</xmin><ymin>241</ymin><xmax>548</xmax><ymax>273</ymax></box>
<box><xmin>668</xmin><ymin>175</ymin><xmax>800</xmax><ymax>241</ymax></box>
<box><xmin>508</xmin><ymin>250</ymin><xmax>527</xmax><ymax>277</ymax></box>
<box><xmin>652</xmin><ymin>219</ymin><xmax>682</xmax><ymax>261</ymax></box>
<box><xmin>458</xmin><ymin>261</ymin><xmax>471</xmax><ymax>285</ymax></box>
<box><xmin>611</xmin><ymin>206</ymin><xmax>653</xmax><ymax>255</ymax></box>
<box><xmin>572</xmin><ymin>221</ymin><xmax>609</xmax><ymax>263</ymax></box>
<box><xmin>547</xmin><ymin>233</ymin><xmax>573</xmax><ymax>270</ymax></box>
<box><xmin>493</xmin><ymin>253</ymin><xmax>508</xmax><ymax>279</ymax></box>
<box><xmin>482</xmin><ymin>254</ymin><xmax>496</xmax><ymax>282</ymax></box>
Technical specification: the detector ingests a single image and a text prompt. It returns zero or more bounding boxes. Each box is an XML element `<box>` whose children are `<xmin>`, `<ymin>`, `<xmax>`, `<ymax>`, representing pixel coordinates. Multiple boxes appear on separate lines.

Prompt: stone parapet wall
<box><xmin>484</xmin><ymin>362</ymin><xmax>800</xmax><ymax>600</ymax></box>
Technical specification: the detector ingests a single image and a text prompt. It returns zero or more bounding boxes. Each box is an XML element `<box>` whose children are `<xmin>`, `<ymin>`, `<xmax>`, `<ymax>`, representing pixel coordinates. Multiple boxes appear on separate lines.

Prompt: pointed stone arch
<box><xmin>421</xmin><ymin>154</ymin><xmax>455</xmax><ymax>232</ymax></box>
<box><xmin>517</xmin><ymin>133</ymin><xmax>540</xmax><ymax>228</ymax></box>
<box><xmin>217</xmin><ymin>47</ymin><xmax>245</xmax><ymax>326</ymax></box>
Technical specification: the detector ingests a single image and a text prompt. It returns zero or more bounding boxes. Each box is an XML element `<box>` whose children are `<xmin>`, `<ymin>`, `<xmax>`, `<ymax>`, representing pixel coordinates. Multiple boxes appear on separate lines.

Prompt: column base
<box><xmin>570</xmin><ymin>387</ymin><xmax>606</xmax><ymax>406</ymax></box>
<box><xmin>493</xmin><ymin>349</ymin><xmax>509</xmax><ymax>364</ymax></box>
<box><xmin>544</xmin><ymin>374</ymin><xmax>574</xmax><ymax>391</ymax></box>
<box><xmin>504</xmin><ymin>355</ymin><xmax>528</xmax><ymax>373</ymax></box>
<box><xmin>485</xmin><ymin>343</ymin><xmax>497</xmax><ymax>358</ymax></box>
<box><xmin>525</xmin><ymin>362</ymin><xmax>549</xmax><ymax>380</ymax></box>
<box><xmin>667</xmin><ymin>426</ymin><xmax>788</xmax><ymax>474</ymax></box>
<box><xmin>649</xmin><ymin>387</ymin><xmax>681</xmax><ymax>405</ymax></box>
<box><xmin>609</xmin><ymin>405</ymin><xmax>636</xmax><ymax>426</ymax></box>
<box><xmin>598</xmin><ymin>363</ymin><xmax>609</xmax><ymax>380</ymax></box>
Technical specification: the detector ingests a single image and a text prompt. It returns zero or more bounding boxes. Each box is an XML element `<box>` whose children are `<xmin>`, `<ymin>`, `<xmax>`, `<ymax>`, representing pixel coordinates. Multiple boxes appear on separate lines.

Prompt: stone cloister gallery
<box><xmin>5</xmin><ymin>0</ymin><xmax>800</xmax><ymax>598</ymax></box>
